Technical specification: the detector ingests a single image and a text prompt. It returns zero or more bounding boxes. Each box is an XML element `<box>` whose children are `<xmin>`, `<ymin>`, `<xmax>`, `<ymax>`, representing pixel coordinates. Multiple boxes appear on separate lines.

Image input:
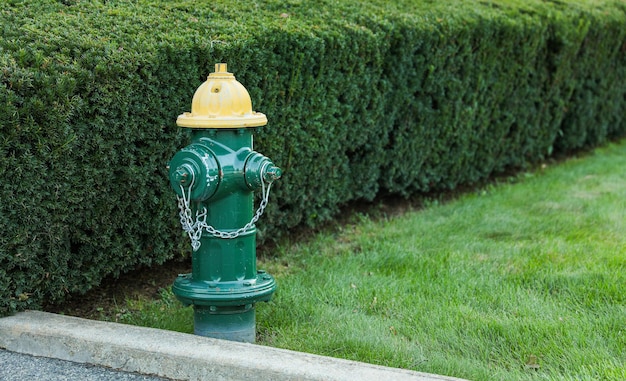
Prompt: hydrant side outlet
<box><xmin>168</xmin><ymin>64</ymin><xmax>279</xmax><ymax>343</ymax></box>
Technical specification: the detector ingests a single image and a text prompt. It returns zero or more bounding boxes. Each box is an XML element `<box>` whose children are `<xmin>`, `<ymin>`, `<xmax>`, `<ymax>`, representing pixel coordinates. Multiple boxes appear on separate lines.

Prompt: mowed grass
<box><xmin>114</xmin><ymin>139</ymin><xmax>626</xmax><ymax>381</ymax></box>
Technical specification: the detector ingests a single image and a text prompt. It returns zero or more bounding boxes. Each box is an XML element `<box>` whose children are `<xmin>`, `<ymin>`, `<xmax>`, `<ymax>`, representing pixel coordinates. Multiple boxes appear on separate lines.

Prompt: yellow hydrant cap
<box><xmin>176</xmin><ymin>63</ymin><xmax>267</xmax><ymax>129</ymax></box>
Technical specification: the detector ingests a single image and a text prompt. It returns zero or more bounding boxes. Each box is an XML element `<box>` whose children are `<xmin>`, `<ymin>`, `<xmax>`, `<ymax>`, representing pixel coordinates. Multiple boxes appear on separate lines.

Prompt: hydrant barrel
<box><xmin>168</xmin><ymin>64</ymin><xmax>279</xmax><ymax>343</ymax></box>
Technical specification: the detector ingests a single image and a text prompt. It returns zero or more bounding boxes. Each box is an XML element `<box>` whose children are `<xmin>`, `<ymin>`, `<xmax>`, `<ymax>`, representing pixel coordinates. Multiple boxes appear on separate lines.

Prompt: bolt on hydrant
<box><xmin>167</xmin><ymin>63</ymin><xmax>280</xmax><ymax>343</ymax></box>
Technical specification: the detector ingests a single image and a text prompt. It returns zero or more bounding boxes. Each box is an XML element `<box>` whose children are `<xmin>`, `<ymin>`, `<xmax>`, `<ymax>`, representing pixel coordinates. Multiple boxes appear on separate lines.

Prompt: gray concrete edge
<box><xmin>0</xmin><ymin>311</ymin><xmax>469</xmax><ymax>381</ymax></box>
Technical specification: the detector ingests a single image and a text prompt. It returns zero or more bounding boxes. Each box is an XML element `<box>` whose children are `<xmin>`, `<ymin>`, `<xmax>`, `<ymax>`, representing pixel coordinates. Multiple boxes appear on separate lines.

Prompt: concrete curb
<box><xmin>0</xmin><ymin>311</ymin><xmax>469</xmax><ymax>381</ymax></box>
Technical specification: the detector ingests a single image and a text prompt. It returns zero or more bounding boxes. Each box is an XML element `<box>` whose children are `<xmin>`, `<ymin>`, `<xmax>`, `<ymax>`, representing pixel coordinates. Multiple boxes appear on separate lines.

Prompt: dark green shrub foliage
<box><xmin>1</xmin><ymin>0</ymin><xmax>624</xmax><ymax>315</ymax></box>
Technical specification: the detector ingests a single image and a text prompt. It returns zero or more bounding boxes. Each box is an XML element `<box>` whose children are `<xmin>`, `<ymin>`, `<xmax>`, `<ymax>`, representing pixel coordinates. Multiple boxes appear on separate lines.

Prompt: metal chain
<box><xmin>176</xmin><ymin>164</ymin><xmax>275</xmax><ymax>251</ymax></box>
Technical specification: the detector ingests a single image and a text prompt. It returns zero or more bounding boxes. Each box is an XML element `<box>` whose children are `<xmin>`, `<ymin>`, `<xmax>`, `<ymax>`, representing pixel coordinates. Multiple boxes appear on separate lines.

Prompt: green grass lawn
<box><xmin>114</xmin><ymin>139</ymin><xmax>626</xmax><ymax>381</ymax></box>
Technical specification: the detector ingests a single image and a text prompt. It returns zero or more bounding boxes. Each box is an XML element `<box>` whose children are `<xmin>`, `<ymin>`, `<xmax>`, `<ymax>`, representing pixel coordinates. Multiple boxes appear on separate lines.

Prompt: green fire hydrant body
<box><xmin>168</xmin><ymin>64</ymin><xmax>279</xmax><ymax>343</ymax></box>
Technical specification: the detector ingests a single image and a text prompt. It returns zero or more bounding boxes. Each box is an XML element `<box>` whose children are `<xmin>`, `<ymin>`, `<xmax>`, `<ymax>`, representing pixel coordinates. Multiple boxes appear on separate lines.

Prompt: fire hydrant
<box><xmin>168</xmin><ymin>63</ymin><xmax>280</xmax><ymax>343</ymax></box>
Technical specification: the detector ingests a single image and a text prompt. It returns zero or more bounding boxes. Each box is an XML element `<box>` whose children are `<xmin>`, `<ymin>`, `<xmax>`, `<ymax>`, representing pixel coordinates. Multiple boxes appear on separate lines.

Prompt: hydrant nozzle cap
<box><xmin>177</xmin><ymin>63</ymin><xmax>267</xmax><ymax>129</ymax></box>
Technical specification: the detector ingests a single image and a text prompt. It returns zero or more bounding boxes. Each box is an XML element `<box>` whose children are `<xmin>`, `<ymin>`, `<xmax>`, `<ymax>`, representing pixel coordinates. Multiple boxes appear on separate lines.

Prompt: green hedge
<box><xmin>1</xmin><ymin>0</ymin><xmax>624</xmax><ymax>316</ymax></box>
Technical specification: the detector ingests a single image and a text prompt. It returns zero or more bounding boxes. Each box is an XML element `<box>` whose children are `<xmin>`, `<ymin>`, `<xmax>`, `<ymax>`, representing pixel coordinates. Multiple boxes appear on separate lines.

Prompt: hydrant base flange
<box><xmin>172</xmin><ymin>272</ymin><xmax>276</xmax><ymax>307</ymax></box>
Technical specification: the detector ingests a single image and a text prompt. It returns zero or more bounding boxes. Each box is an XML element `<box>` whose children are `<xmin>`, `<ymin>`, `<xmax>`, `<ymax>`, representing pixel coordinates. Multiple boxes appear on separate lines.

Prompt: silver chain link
<box><xmin>176</xmin><ymin>164</ymin><xmax>275</xmax><ymax>251</ymax></box>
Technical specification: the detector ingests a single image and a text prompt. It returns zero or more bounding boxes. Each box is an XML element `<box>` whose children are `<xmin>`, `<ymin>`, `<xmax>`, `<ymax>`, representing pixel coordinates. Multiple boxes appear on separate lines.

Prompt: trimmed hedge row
<box><xmin>1</xmin><ymin>0</ymin><xmax>625</xmax><ymax>316</ymax></box>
